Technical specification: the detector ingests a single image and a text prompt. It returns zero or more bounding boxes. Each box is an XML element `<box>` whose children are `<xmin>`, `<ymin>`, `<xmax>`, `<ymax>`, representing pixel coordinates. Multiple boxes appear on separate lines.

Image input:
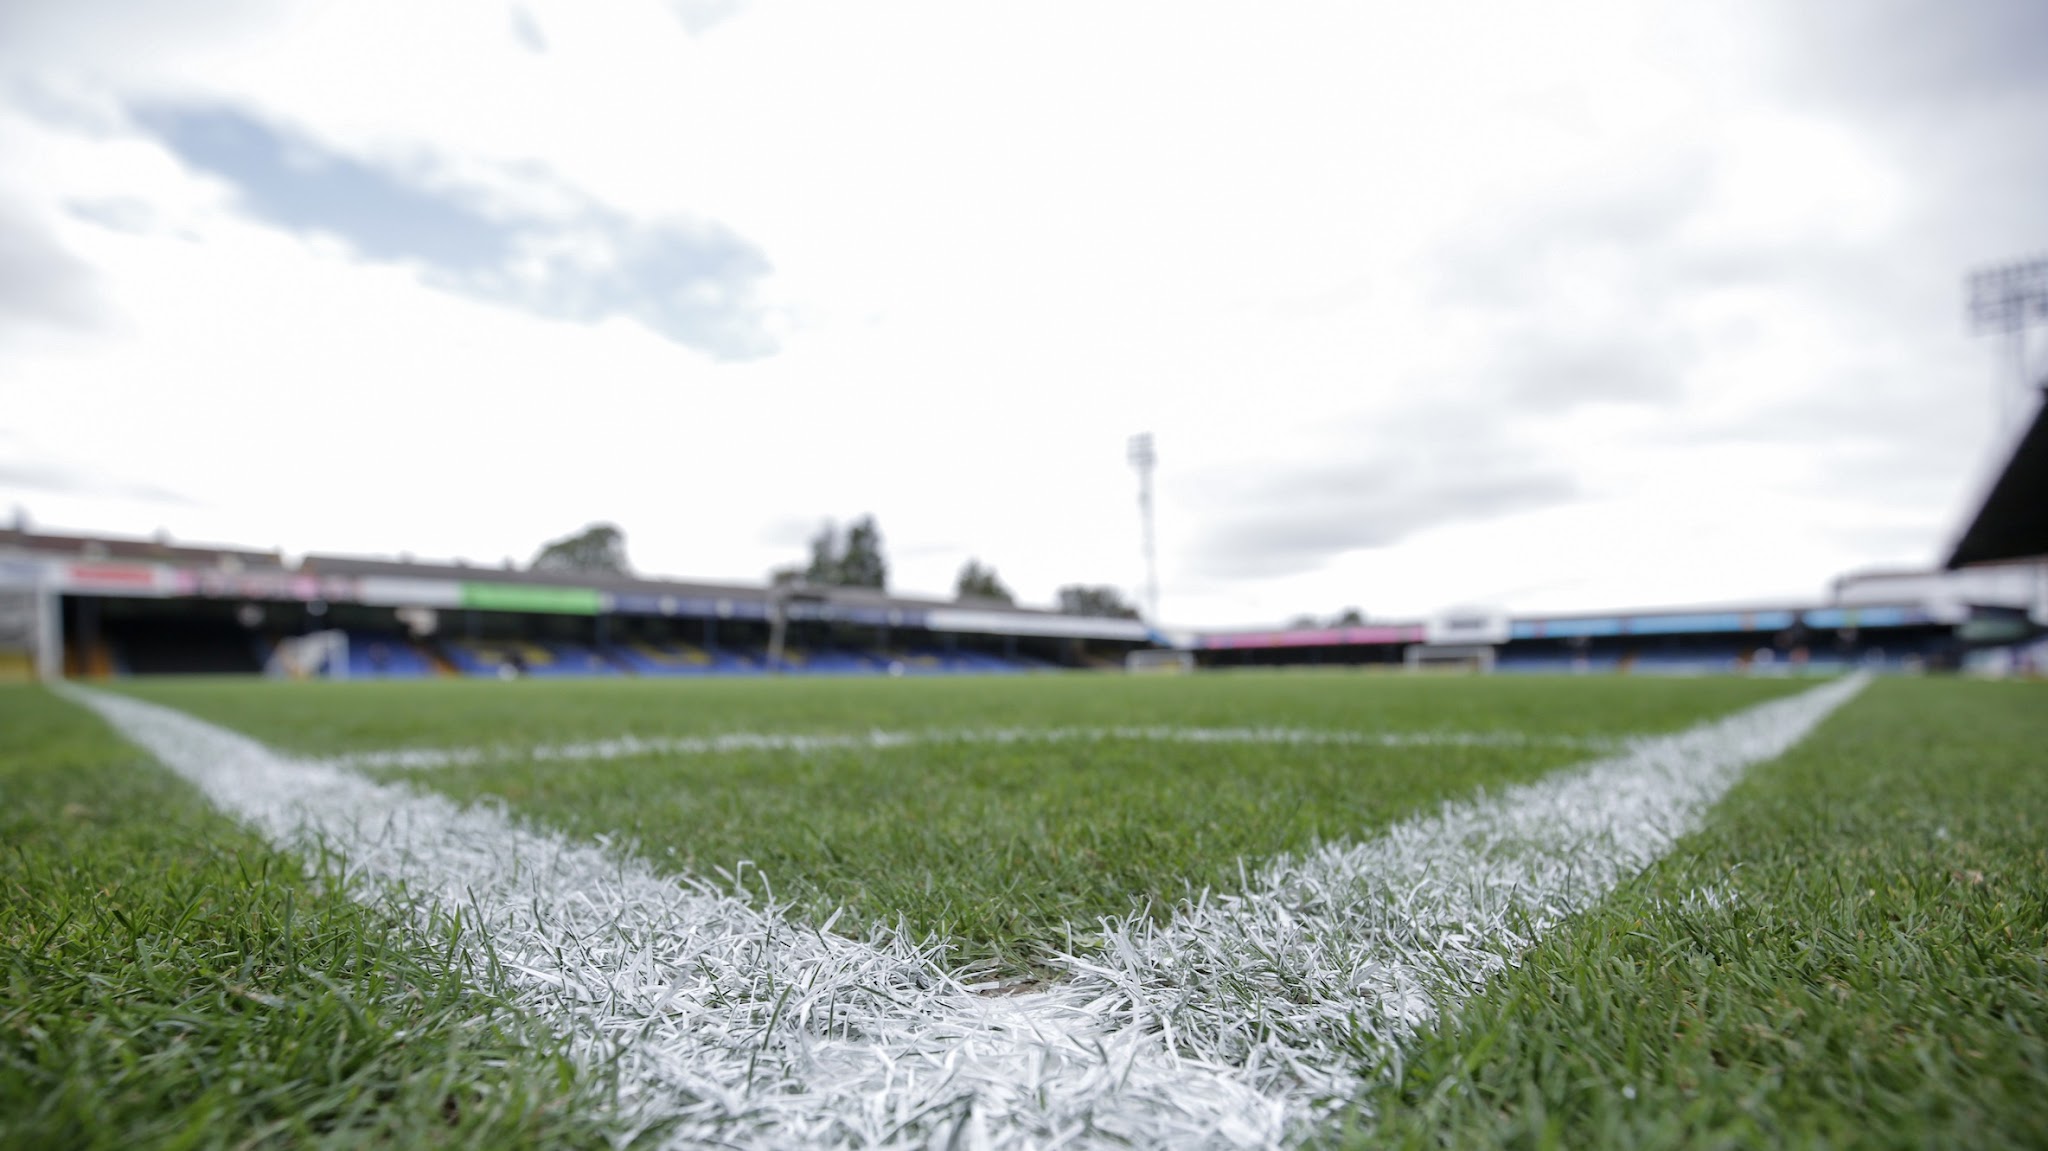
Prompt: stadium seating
<box><xmin>890</xmin><ymin>651</ymin><xmax>949</xmax><ymax>674</ymax></box>
<box><xmin>1621</xmin><ymin>651</ymin><xmax>1748</xmax><ymax>675</ymax></box>
<box><xmin>442</xmin><ymin>639</ymin><xmax>620</xmax><ymax>678</ymax></box>
<box><xmin>604</xmin><ymin>641</ymin><xmax>764</xmax><ymax>676</ymax></box>
<box><xmin>870</xmin><ymin>647</ymin><xmax>1033</xmax><ymax>675</ymax></box>
<box><xmin>781</xmin><ymin>646</ymin><xmax>884</xmax><ymax>675</ymax></box>
<box><xmin>341</xmin><ymin>632</ymin><xmax>437</xmax><ymax>679</ymax></box>
<box><xmin>435</xmin><ymin>637</ymin><xmax>1049</xmax><ymax>678</ymax></box>
<box><xmin>1494</xmin><ymin>653</ymin><xmax>1623</xmax><ymax>674</ymax></box>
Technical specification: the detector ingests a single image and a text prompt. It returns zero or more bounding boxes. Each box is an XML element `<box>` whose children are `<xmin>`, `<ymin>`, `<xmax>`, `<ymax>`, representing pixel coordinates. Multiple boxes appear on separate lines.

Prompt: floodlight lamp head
<box><xmin>1127</xmin><ymin>432</ymin><xmax>1156</xmax><ymax>470</ymax></box>
<box><xmin>1968</xmin><ymin>257</ymin><xmax>2048</xmax><ymax>333</ymax></box>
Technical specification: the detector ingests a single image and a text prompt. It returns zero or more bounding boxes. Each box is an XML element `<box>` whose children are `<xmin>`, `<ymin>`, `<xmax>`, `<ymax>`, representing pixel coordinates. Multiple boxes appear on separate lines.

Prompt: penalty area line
<box><xmin>319</xmin><ymin>723</ymin><xmax>1626</xmax><ymax>772</ymax></box>
<box><xmin>54</xmin><ymin>676</ymin><xmax>1866</xmax><ymax>1149</ymax></box>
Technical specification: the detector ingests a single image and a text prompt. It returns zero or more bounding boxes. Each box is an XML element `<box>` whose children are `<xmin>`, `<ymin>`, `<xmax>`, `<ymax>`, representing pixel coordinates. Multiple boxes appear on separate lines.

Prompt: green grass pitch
<box><xmin>3</xmin><ymin>672</ymin><xmax>2044</xmax><ymax>1148</ymax></box>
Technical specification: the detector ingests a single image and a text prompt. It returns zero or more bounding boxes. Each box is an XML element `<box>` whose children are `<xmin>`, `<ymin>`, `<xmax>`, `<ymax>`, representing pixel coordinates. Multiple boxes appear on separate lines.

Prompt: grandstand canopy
<box><xmin>0</xmin><ymin>528</ymin><xmax>285</xmax><ymax>570</ymax></box>
<box><xmin>1947</xmin><ymin>395</ymin><xmax>2048</xmax><ymax>568</ymax></box>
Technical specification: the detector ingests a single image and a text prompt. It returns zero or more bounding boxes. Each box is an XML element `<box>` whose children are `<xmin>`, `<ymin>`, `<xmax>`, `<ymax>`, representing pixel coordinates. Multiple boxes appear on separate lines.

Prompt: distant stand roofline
<box><xmin>1947</xmin><ymin>391</ymin><xmax>2048</xmax><ymax>569</ymax></box>
<box><xmin>1201</xmin><ymin>594</ymin><xmax>1923</xmax><ymax>637</ymax></box>
<box><xmin>299</xmin><ymin>552</ymin><xmax>774</xmax><ymax>602</ymax></box>
<box><xmin>0</xmin><ymin>527</ymin><xmax>286</xmax><ymax>569</ymax></box>
<box><xmin>10</xmin><ymin>522</ymin><xmax>1995</xmax><ymax>649</ymax></box>
<box><xmin>296</xmin><ymin>552</ymin><xmax>1079</xmax><ymax>619</ymax></box>
<box><xmin>0</xmin><ymin>530</ymin><xmax>1105</xmax><ymax>624</ymax></box>
<box><xmin>1193</xmin><ymin>596</ymin><xmax>1949</xmax><ymax>651</ymax></box>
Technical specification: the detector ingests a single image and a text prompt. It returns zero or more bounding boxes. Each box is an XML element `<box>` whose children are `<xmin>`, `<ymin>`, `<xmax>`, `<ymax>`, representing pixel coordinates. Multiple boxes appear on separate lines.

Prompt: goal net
<box><xmin>1125</xmin><ymin>648</ymin><xmax>1196</xmax><ymax>675</ymax></box>
<box><xmin>267</xmin><ymin>630</ymin><xmax>350</xmax><ymax>680</ymax></box>
<box><xmin>1403</xmin><ymin>643</ymin><xmax>1496</xmax><ymax>674</ymax></box>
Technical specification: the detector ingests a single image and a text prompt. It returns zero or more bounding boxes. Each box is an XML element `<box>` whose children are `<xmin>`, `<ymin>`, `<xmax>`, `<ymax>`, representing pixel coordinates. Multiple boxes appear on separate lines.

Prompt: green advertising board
<box><xmin>459</xmin><ymin>582</ymin><xmax>603</xmax><ymax>615</ymax></box>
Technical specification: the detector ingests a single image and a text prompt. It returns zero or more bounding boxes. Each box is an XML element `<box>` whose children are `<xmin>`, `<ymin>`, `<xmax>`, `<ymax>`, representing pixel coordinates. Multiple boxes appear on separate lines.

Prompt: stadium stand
<box><xmin>603</xmin><ymin>641</ymin><xmax>755</xmax><ymax>676</ymax></box>
<box><xmin>0</xmin><ymin>528</ymin><xmax>1166</xmax><ymax>679</ymax></box>
<box><xmin>105</xmin><ymin>618</ymin><xmax>266</xmax><ymax>676</ymax></box>
<box><xmin>8</xmin><ymin>518</ymin><xmax>2035</xmax><ymax>680</ymax></box>
<box><xmin>1939</xmin><ymin>392</ymin><xmax>2048</xmax><ymax>676</ymax></box>
<box><xmin>1198</xmin><ymin>603</ymin><xmax>1972</xmax><ymax>675</ymax></box>
<box><xmin>441</xmin><ymin>640</ymin><xmax>619</xmax><ymax>678</ymax></box>
<box><xmin>342</xmin><ymin>632</ymin><xmax>437</xmax><ymax>679</ymax></box>
<box><xmin>1947</xmin><ymin>390</ymin><xmax>2048</xmax><ymax>570</ymax></box>
<box><xmin>783</xmin><ymin>646</ymin><xmax>887</xmax><ymax>675</ymax></box>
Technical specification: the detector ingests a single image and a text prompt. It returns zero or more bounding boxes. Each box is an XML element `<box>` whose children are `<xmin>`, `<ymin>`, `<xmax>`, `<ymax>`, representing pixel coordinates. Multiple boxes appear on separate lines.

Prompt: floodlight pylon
<box><xmin>1968</xmin><ymin>257</ymin><xmax>2048</xmax><ymax>434</ymax></box>
<box><xmin>1127</xmin><ymin>433</ymin><xmax>1159</xmax><ymax>624</ymax></box>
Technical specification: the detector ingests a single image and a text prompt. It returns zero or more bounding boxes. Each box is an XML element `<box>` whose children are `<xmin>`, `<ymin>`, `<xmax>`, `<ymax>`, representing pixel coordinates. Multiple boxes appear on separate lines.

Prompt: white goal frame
<box><xmin>1403</xmin><ymin>643</ymin><xmax>1496</xmax><ymax>674</ymax></box>
<box><xmin>267</xmin><ymin>629</ymin><xmax>350</xmax><ymax>680</ymax></box>
<box><xmin>1125</xmin><ymin>648</ymin><xmax>1196</xmax><ymax>675</ymax></box>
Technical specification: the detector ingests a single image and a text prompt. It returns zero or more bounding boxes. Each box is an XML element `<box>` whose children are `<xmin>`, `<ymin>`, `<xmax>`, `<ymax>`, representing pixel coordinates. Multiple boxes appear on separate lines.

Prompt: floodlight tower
<box><xmin>1968</xmin><ymin>256</ymin><xmax>2048</xmax><ymax>433</ymax></box>
<box><xmin>1127</xmin><ymin>432</ymin><xmax>1159</xmax><ymax>623</ymax></box>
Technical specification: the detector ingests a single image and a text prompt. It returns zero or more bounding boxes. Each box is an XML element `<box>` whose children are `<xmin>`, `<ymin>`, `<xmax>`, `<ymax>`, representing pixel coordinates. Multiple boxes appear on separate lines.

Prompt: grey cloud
<box><xmin>67</xmin><ymin>197</ymin><xmax>157</xmax><ymax>234</ymax></box>
<box><xmin>509</xmin><ymin>6</ymin><xmax>547</xmax><ymax>53</ymax></box>
<box><xmin>0</xmin><ymin>201</ymin><xmax>101</xmax><ymax>329</ymax></box>
<box><xmin>1489</xmin><ymin>329</ymin><xmax>1693</xmax><ymax>412</ymax></box>
<box><xmin>1423</xmin><ymin>140</ymin><xmax>1962</xmax><ymax>419</ymax></box>
<box><xmin>1682</xmin><ymin>1</ymin><xmax>2048</xmax><ymax>559</ymax></box>
<box><xmin>1761</xmin><ymin>1</ymin><xmax>2048</xmax><ymax>269</ymax></box>
<box><xmin>669</xmin><ymin>0</ymin><xmax>744</xmax><ymax>36</ymax></box>
<box><xmin>1187</xmin><ymin>426</ymin><xmax>1578</xmax><ymax>580</ymax></box>
<box><xmin>1422</xmin><ymin>158</ymin><xmax>1718</xmax><ymax>413</ymax></box>
<box><xmin>498</xmin><ymin>216</ymin><xmax>777</xmax><ymax>360</ymax></box>
<box><xmin>132</xmin><ymin>102</ymin><xmax>778</xmax><ymax>360</ymax></box>
<box><xmin>1227</xmin><ymin>3</ymin><xmax>2042</xmax><ymax>591</ymax></box>
<box><xmin>0</xmin><ymin>1</ymin><xmax>278</xmax><ymax>77</ymax></box>
<box><xmin>1432</xmin><ymin>155</ymin><xmax>1715</xmax><ymax>315</ymax></box>
<box><xmin>1776</xmin><ymin>0</ymin><xmax>2048</xmax><ymax>108</ymax></box>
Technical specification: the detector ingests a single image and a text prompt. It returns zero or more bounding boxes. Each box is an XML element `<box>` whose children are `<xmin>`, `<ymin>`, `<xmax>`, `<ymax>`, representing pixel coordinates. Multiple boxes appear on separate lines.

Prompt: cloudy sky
<box><xmin>1</xmin><ymin>0</ymin><xmax>2042</xmax><ymax>626</ymax></box>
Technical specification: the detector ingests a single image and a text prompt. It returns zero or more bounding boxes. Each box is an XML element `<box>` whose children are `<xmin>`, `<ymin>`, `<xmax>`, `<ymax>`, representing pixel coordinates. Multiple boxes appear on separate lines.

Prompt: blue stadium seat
<box><xmin>342</xmin><ymin>632</ymin><xmax>436</xmax><ymax>679</ymax></box>
<box><xmin>441</xmin><ymin>639</ymin><xmax>619</xmax><ymax>677</ymax></box>
<box><xmin>437</xmin><ymin>635</ymin><xmax>1048</xmax><ymax>678</ymax></box>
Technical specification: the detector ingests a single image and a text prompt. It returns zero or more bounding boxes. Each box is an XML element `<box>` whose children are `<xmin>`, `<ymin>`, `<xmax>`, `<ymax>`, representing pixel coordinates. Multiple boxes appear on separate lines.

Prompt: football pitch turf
<box><xmin>3</xmin><ymin>673</ymin><xmax>2044</xmax><ymax>1148</ymax></box>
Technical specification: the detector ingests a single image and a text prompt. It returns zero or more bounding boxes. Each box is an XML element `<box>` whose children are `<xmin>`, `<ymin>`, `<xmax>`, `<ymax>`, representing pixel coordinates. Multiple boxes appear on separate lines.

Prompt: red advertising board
<box><xmin>65</xmin><ymin>563</ymin><xmax>161</xmax><ymax>591</ymax></box>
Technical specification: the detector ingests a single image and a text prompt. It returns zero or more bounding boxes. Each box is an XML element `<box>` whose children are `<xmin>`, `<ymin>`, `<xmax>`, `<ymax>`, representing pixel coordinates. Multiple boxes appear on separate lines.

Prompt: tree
<box><xmin>1055</xmin><ymin>584</ymin><xmax>1140</xmax><ymax>619</ymax></box>
<box><xmin>532</xmin><ymin>523</ymin><xmax>630</xmax><ymax>575</ymax></box>
<box><xmin>955</xmin><ymin>559</ymin><xmax>1014</xmax><ymax>604</ymax></box>
<box><xmin>800</xmin><ymin>523</ymin><xmax>839</xmax><ymax>585</ymax></box>
<box><xmin>1331</xmin><ymin>606</ymin><xmax>1366</xmax><ymax>627</ymax></box>
<box><xmin>778</xmin><ymin>516</ymin><xmax>889</xmax><ymax>589</ymax></box>
<box><xmin>838</xmin><ymin>516</ymin><xmax>887</xmax><ymax>589</ymax></box>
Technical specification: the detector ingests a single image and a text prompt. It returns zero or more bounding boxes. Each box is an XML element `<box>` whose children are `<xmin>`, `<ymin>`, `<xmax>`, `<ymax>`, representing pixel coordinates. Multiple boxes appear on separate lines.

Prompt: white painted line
<box><xmin>321</xmin><ymin>724</ymin><xmax>1624</xmax><ymax>772</ymax></box>
<box><xmin>1066</xmin><ymin>673</ymin><xmax>1870</xmax><ymax>1116</ymax></box>
<box><xmin>55</xmin><ymin>675</ymin><xmax>1865</xmax><ymax>1149</ymax></box>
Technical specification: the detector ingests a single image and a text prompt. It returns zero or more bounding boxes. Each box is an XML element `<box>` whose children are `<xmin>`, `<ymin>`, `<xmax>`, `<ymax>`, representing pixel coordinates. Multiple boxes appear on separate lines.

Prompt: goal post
<box><xmin>1403</xmin><ymin>643</ymin><xmax>1496</xmax><ymax>674</ymax></box>
<box><xmin>1125</xmin><ymin>648</ymin><xmax>1196</xmax><ymax>675</ymax></box>
<box><xmin>267</xmin><ymin>629</ymin><xmax>350</xmax><ymax>680</ymax></box>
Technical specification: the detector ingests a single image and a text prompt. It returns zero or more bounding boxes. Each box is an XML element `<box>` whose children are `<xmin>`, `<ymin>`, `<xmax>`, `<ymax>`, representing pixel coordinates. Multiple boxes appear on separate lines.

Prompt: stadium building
<box><xmin>0</xmin><ymin>528</ymin><xmax>1153</xmax><ymax>680</ymax></box>
<box><xmin>1196</xmin><ymin>391</ymin><xmax>2047</xmax><ymax>677</ymax></box>
<box><xmin>6</xmin><ymin>383</ymin><xmax>2042</xmax><ymax>688</ymax></box>
<box><xmin>1938</xmin><ymin>386</ymin><xmax>2048</xmax><ymax>673</ymax></box>
<box><xmin>1193</xmin><ymin>600</ymin><xmax>1970</xmax><ymax>675</ymax></box>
